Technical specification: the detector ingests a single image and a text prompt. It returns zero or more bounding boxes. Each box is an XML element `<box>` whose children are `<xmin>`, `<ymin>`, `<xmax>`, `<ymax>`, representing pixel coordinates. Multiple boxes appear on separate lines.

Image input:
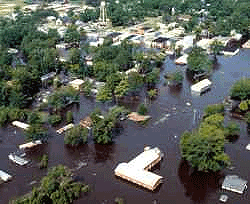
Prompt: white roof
<box><xmin>56</xmin><ymin>123</ymin><xmax>74</xmax><ymax>134</ymax></box>
<box><xmin>12</xmin><ymin>121</ymin><xmax>30</xmax><ymax>130</ymax></box>
<box><xmin>19</xmin><ymin>140</ymin><xmax>42</xmax><ymax>150</ymax></box>
<box><xmin>115</xmin><ymin>163</ymin><xmax>162</xmax><ymax>190</ymax></box>
<box><xmin>222</xmin><ymin>175</ymin><xmax>247</xmax><ymax>194</ymax></box>
<box><xmin>0</xmin><ymin>170</ymin><xmax>12</xmax><ymax>182</ymax></box>
<box><xmin>175</xmin><ymin>54</ymin><xmax>188</xmax><ymax>65</ymax></box>
<box><xmin>197</xmin><ymin>39</ymin><xmax>214</xmax><ymax>50</ymax></box>
<box><xmin>69</xmin><ymin>79</ymin><xmax>84</xmax><ymax>86</ymax></box>
<box><xmin>191</xmin><ymin>79</ymin><xmax>212</xmax><ymax>92</ymax></box>
<box><xmin>128</xmin><ymin>147</ymin><xmax>161</xmax><ymax>170</ymax></box>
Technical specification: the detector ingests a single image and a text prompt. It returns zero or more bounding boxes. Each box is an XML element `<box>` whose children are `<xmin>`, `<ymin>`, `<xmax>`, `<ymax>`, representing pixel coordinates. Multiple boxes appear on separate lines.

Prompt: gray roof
<box><xmin>222</xmin><ymin>175</ymin><xmax>248</xmax><ymax>194</ymax></box>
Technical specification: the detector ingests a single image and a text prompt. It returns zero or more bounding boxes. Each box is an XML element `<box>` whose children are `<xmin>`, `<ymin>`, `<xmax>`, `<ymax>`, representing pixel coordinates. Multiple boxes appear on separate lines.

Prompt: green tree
<box><xmin>96</xmin><ymin>85</ymin><xmax>113</xmax><ymax>102</ymax></box>
<box><xmin>69</xmin><ymin>48</ymin><xmax>81</xmax><ymax>64</ymax></box>
<box><xmin>187</xmin><ymin>46</ymin><xmax>212</xmax><ymax>75</ymax></box>
<box><xmin>25</xmin><ymin>124</ymin><xmax>49</xmax><ymax>142</ymax></box>
<box><xmin>114</xmin><ymin>79</ymin><xmax>129</xmax><ymax>98</ymax></box>
<box><xmin>147</xmin><ymin>89</ymin><xmax>157</xmax><ymax>99</ymax></box>
<box><xmin>224</xmin><ymin>121</ymin><xmax>240</xmax><ymax>138</ymax></box>
<box><xmin>66</xmin><ymin>111</ymin><xmax>73</xmax><ymax>123</ymax></box>
<box><xmin>64</xmin><ymin>25</ymin><xmax>80</xmax><ymax>43</ymax></box>
<box><xmin>64</xmin><ymin>125</ymin><xmax>88</xmax><ymax>145</ymax></box>
<box><xmin>203</xmin><ymin>104</ymin><xmax>225</xmax><ymax>118</ymax></box>
<box><xmin>230</xmin><ymin>78</ymin><xmax>250</xmax><ymax>100</ymax></box>
<box><xmin>48</xmin><ymin>114</ymin><xmax>62</xmax><ymax>126</ymax></box>
<box><xmin>209</xmin><ymin>39</ymin><xmax>224</xmax><ymax>60</ymax></box>
<box><xmin>13</xmin><ymin>165</ymin><xmax>89</xmax><ymax>204</ymax></box>
<box><xmin>180</xmin><ymin>112</ymin><xmax>230</xmax><ymax>172</ymax></box>
<box><xmin>27</xmin><ymin>111</ymin><xmax>42</xmax><ymax>125</ymax></box>
<box><xmin>137</xmin><ymin>103</ymin><xmax>148</xmax><ymax>115</ymax></box>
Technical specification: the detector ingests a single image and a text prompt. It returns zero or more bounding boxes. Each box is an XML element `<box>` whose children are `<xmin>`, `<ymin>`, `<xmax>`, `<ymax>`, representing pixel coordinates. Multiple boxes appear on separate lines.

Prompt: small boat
<box><xmin>8</xmin><ymin>153</ymin><xmax>29</xmax><ymax>166</ymax></box>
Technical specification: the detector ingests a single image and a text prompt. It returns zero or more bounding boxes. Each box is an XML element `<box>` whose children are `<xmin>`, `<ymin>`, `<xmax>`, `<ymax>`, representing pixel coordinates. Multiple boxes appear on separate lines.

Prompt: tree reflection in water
<box><xmin>178</xmin><ymin>159</ymin><xmax>223</xmax><ymax>203</ymax></box>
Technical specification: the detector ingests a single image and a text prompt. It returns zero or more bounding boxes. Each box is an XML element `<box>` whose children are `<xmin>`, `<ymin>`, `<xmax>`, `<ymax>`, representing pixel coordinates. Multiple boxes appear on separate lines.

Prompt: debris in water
<box><xmin>153</xmin><ymin>200</ymin><xmax>158</xmax><ymax>204</ymax></box>
<box><xmin>227</xmin><ymin>166</ymin><xmax>235</xmax><ymax>170</ymax></box>
<box><xmin>29</xmin><ymin>181</ymin><xmax>37</xmax><ymax>185</ymax></box>
<box><xmin>76</xmin><ymin>162</ymin><xmax>87</xmax><ymax>170</ymax></box>
<box><xmin>219</xmin><ymin>194</ymin><xmax>228</xmax><ymax>202</ymax></box>
<box><xmin>246</xmin><ymin>144</ymin><xmax>250</xmax><ymax>151</ymax></box>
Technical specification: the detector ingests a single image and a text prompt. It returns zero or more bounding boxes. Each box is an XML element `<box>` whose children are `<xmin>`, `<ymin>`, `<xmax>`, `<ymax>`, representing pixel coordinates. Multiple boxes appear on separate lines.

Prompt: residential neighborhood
<box><xmin>0</xmin><ymin>0</ymin><xmax>250</xmax><ymax>203</ymax></box>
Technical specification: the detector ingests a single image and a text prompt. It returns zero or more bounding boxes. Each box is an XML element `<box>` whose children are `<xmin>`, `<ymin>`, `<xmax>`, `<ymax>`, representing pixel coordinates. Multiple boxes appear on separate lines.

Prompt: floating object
<box><xmin>12</xmin><ymin>121</ymin><xmax>30</xmax><ymax>130</ymax></box>
<box><xmin>191</xmin><ymin>79</ymin><xmax>212</xmax><ymax>94</ymax></box>
<box><xmin>114</xmin><ymin>147</ymin><xmax>163</xmax><ymax>191</ymax></box>
<box><xmin>8</xmin><ymin>153</ymin><xmax>29</xmax><ymax>166</ymax></box>
<box><xmin>29</xmin><ymin>181</ymin><xmax>37</xmax><ymax>185</ymax></box>
<box><xmin>128</xmin><ymin>112</ymin><xmax>151</xmax><ymax>122</ymax></box>
<box><xmin>219</xmin><ymin>194</ymin><xmax>228</xmax><ymax>203</ymax></box>
<box><xmin>0</xmin><ymin>170</ymin><xmax>12</xmax><ymax>182</ymax></box>
<box><xmin>56</xmin><ymin>123</ymin><xmax>74</xmax><ymax>134</ymax></box>
<box><xmin>222</xmin><ymin>175</ymin><xmax>247</xmax><ymax>194</ymax></box>
<box><xmin>19</xmin><ymin>140</ymin><xmax>42</xmax><ymax>151</ymax></box>
<box><xmin>246</xmin><ymin>144</ymin><xmax>250</xmax><ymax>151</ymax></box>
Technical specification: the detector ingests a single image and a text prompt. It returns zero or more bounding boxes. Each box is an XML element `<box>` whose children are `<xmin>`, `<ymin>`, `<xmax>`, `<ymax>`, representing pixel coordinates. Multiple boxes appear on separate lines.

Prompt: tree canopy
<box><xmin>13</xmin><ymin>165</ymin><xmax>89</xmax><ymax>204</ymax></box>
<box><xmin>180</xmin><ymin>113</ymin><xmax>231</xmax><ymax>172</ymax></box>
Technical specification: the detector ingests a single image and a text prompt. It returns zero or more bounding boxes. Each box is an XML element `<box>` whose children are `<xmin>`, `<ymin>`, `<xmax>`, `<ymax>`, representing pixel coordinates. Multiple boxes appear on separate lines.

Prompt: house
<box><xmin>69</xmin><ymin>79</ymin><xmax>85</xmax><ymax>90</ymax></box>
<box><xmin>222</xmin><ymin>175</ymin><xmax>247</xmax><ymax>194</ymax></box>
<box><xmin>191</xmin><ymin>79</ymin><xmax>212</xmax><ymax>94</ymax></box>
<box><xmin>151</xmin><ymin>37</ymin><xmax>171</xmax><ymax>49</ymax></box>
<box><xmin>114</xmin><ymin>146</ymin><xmax>163</xmax><ymax>191</ymax></box>
<box><xmin>56</xmin><ymin>18</ymin><xmax>63</xmax><ymax>26</ymax></box>
<box><xmin>177</xmin><ymin>15</ymin><xmax>192</xmax><ymax>22</ymax></box>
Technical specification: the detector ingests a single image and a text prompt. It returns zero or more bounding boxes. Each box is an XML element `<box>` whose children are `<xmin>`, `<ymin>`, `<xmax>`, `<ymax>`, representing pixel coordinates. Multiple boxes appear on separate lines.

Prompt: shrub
<box><xmin>203</xmin><ymin>104</ymin><xmax>225</xmax><ymax>117</ymax></box>
<box><xmin>66</xmin><ymin>111</ymin><xmax>73</xmax><ymax>123</ymax></box>
<box><xmin>48</xmin><ymin>114</ymin><xmax>62</xmax><ymax>126</ymax></box>
<box><xmin>137</xmin><ymin>103</ymin><xmax>148</xmax><ymax>115</ymax></box>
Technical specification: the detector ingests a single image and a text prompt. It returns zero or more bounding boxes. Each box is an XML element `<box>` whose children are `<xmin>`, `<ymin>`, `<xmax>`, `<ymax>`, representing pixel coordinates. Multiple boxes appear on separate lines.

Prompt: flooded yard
<box><xmin>1</xmin><ymin>49</ymin><xmax>250</xmax><ymax>204</ymax></box>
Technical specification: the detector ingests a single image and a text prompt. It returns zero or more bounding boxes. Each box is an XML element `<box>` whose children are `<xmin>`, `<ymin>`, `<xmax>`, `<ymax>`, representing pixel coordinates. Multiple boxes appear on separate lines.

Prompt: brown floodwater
<box><xmin>1</xmin><ymin>49</ymin><xmax>250</xmax><ymax>204</ymax></box>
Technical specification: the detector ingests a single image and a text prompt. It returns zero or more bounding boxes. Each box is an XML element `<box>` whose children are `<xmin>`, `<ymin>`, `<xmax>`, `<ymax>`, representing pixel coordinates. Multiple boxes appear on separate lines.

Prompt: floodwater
<box><xmin>1</xmin><ymin>50</ymin><xmax>250</xmax><ymax>204</ymax></box>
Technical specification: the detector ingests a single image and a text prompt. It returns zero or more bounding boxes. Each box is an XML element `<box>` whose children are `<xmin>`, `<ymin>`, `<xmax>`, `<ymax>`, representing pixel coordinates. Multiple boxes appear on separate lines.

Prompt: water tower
<box><xmin>99</xmin><ymin>1</ymin><xmax>109</xmax><ymax>26</ymax></box>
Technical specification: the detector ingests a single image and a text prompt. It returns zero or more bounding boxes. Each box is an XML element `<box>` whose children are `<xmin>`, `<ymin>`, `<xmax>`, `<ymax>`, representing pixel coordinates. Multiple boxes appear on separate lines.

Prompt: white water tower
<box><xmin>99</xmin><ymin>1</ymin><xmax>108</xmax><ymax>26</ymax></box>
